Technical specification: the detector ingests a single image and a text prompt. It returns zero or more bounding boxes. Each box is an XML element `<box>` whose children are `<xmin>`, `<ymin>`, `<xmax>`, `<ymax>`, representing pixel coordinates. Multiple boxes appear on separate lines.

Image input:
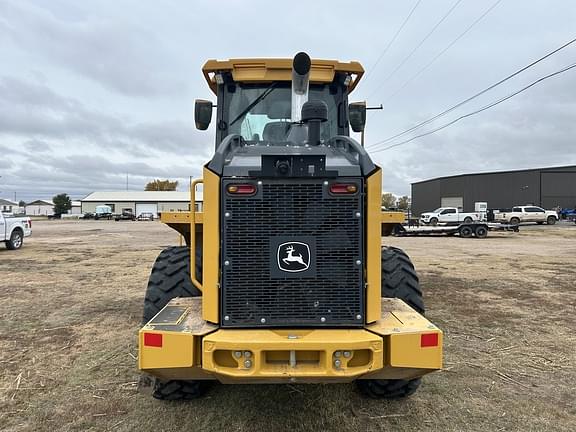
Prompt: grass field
<box><xmin>1</xmin><ymin>220</ymin><xmax>575</xmax><ymax>431</ymax></box>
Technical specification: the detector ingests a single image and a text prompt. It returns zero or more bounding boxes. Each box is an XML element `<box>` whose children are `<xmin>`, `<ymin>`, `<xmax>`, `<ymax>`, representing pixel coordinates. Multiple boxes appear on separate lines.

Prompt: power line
<box><xmin>380</xmin><ymin>0</ymin><xmax>503</xmax><ymax>103</ymax></box>
<box><xmin>361</xmin><ymin>0</ymin><xmax>423</xmax><ymax>84</ymax></box>
<box><xmin>366</xmin><ymin>35</ymin><xmax>576</xmax><ymax>149</ymax></box>
<box><xmin>366</xmin><ymin>0</ymin><xmax>464</xmax><ymax>99</ymax></box>
<box><xmin>369</xmin><ymin>61</ymin><xmax>576</xmax><ymax>154</ymax></box>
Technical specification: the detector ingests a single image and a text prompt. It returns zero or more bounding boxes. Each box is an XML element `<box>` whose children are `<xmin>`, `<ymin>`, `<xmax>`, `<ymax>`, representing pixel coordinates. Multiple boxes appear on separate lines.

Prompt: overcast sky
<box><xmin>1</xmin><ymin>0</ymin><xmax>575</xmax><ymax>201</ymax></box>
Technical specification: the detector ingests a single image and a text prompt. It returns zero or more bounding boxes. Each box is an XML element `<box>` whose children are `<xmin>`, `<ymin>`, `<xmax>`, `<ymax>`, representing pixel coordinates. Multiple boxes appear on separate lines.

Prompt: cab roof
<box><xmin>202</xmin><ymin>58</ymin><xmax>364</xmax><ymax>95</ymax></box>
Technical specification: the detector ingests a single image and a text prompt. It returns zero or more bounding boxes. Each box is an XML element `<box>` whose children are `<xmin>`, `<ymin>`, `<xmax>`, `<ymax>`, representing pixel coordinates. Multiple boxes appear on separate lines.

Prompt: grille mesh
<box><xmin>221</xmin><ymin>179</ymin><xmax>363</xmax><ymax>327</ymax></box>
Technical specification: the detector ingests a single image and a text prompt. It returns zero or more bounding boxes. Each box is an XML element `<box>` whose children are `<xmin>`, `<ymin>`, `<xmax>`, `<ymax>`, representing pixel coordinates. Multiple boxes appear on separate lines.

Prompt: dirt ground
<box><xmin>1</xmin><ymin>219</ymin><xmax>575</xmax><ymax>432</ymax></box>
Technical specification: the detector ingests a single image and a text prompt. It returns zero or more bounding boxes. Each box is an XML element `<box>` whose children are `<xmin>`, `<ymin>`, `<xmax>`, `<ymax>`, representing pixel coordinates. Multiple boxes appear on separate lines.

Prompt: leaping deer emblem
<box><xmin>283</xmin><ymin>245</ymin><xmax>305</xmax><ymax>266</ymax></box>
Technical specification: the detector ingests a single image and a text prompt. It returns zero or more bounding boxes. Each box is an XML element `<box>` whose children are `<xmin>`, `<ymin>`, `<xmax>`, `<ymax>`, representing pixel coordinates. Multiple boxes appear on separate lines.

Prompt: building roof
<box><xmin>202</xmin><ymin>57</ymin><xmax>364</xmax><ymax>94</ymax></box>
<box><xmin>26</xmin><ymin>199</ymin><xmax>54</xmax><ymax>206</ymax></box>
<box><xmin>81</xmin><ymin>191</ymin><xmax>202</xmax><ymax>202</ymax></box>
<box><xmin>412</xmin><ymin>165</ymin><xmax>576</xmax><ymax>185</ymax></box>
<box><xmin>0</xmin><ymin>198</ymin><xmax>18</xmax><ymax>206</ymax></box>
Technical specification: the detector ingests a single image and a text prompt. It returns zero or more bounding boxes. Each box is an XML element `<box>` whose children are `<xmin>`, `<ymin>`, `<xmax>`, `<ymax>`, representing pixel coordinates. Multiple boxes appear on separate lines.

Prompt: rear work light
<box><xmin>329</xmin><ymin>183</ymin><xmax>358</xmax><ymax>194</ymax></box>
<box><xmin>420</xmin><ymin>333</ymin><xmax>439</xmax><ymax>348</ymax></box>
<box><xmin>227</xmin><ymin>184</ymin><xmax>256</xmax><ymax>195</ymax></box>
<box><xmin>144</xmin><ymin>332</ymin><xmax>163</xmax><ymax>348</ymax></box>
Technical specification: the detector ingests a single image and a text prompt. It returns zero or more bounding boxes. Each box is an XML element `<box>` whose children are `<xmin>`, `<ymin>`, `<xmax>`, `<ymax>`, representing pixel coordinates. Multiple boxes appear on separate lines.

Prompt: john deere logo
<box><xmin>277</xmin><ymin>242</ymin><xmax>310</xmax><ymax>273</ymax></box>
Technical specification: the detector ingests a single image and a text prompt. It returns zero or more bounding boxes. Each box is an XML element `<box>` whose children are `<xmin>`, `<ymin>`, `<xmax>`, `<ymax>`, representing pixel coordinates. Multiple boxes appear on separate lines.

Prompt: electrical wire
<box><xmin>369</xmin><ymin>61</ymin><xmax>576</xmax><ymax>154</ymax></box>
<box><xmin>366</xmin><ymin>0</ymin><xmax>464</xmax><ymax>99</ymax></box>
<box><xmin>366</xmin><ymin>35</ymin><xmax>576</xmax><ymax>149</ymax></box>
<box><xmin>379</xmin><ymin>0</ymin><xmax>503</xmax><ymax>104</ymax></box>
<box><xmin>361</xmin><ymin>0</ymin><xmax>423</xmax><ymax>83</ymax></box>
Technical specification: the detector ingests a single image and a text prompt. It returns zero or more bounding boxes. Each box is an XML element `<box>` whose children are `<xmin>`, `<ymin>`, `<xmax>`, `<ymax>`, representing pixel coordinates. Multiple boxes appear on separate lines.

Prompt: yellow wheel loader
<box><xmin>138</xmin><ymin>52</ymin><xmax>442</xmax><ymax>400</ymax></box>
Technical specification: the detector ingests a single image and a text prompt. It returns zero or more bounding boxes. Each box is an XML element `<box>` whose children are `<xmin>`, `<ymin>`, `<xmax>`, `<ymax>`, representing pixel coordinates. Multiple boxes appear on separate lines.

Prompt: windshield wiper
<box><xmin>229</xmin><ymin>82</ymin><xmax>278</xmax><ymax>127</ymax></box>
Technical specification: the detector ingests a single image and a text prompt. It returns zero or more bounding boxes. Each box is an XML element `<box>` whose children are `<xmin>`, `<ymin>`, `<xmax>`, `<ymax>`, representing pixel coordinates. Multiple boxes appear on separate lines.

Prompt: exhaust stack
<box><xmin>291</xmin><ymin>52</ymin><xmax>311</xmax><ymax>122</ymax></box>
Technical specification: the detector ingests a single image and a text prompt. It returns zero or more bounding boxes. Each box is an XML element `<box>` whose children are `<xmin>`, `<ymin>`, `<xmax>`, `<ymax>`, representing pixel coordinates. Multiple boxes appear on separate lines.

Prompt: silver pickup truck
<box><xmin>0</xmin><ymin>212</ymin><xmax>32</xmax><ymax>250</ymax></box>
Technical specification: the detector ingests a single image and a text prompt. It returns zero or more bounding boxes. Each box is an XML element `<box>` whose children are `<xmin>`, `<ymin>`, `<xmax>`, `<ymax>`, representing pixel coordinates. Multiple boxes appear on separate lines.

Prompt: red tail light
<box><xmin>227</xmin><ymin>184</ymin><xmax>256</xmax><ymax>195</ymax></box>
<box><xmin>28</xmin><ymin>219</ymin><xmax>32</xmax><ymax>228</ymax></box>
<box><xmin>420</xmin><ymin>333</ymin><xmax>439</xmax><ymax>347</ymax></box>
<box><xmin>143</xmin><ymin>332</ymin><xmax>163</xmax><ymax>347</ymax></box>
<box><xmin>329</xmin><ymin>183</ymin><xmax>358</xmax><ymax>194</ymax></box>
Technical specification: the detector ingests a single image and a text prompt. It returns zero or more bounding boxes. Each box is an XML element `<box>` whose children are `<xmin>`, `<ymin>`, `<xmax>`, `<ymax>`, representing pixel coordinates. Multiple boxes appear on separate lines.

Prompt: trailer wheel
<box><xmin>459</xmin><ymin>225</ymin><xmax>473</xmax><ymax>238</ymax></box>
<box><xmin>474</xmin><ymin>225</ymin><xmax>488</xmax><ymax>239</ymax></box>
<box><xmin>356</xmin><ymin>247</ymin><xmax>423</xmax><ymax>399</ymax></box>
<box><xmin>6</xmin><ymin>229</ymin><xmax>23</xmax><ymax>250</ymax></box>
<box><xmin>142</xmin><ymin>246</ymin><xmax>207</xmax><ymax>400</ymax></box>
<box><xmin>547</xmin><ymin>216</ymin><xmax>557</xmax><ymax>225</ymax></box>
<box><xmin>143</xmin><ymin>246</ymin><xmax>201</xmax><ymax>323</ymax></box>
<box><xmin>429</xmin><ymin>217</ymin><xmax>438</xmax><ymax>226</ymax></box>
<box><xmin>463</xmin><ymin>216</ymin><xmax>473</xmax><ymax>223</ymax></box>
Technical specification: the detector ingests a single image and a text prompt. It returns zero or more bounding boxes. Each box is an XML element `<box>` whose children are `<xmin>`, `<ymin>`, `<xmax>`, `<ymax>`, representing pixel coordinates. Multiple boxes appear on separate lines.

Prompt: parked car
<box><xmin>115</xmin><ymin>209</ymin><xmax>136</xmax><ymax>221</ymax></box>
<box><xmin>494</xmin><ymin>206</ymin><xmax>558</xmax><ymax>225</ymax></box>
<box><xmin>137</xmin><ymin>212</ymin><xmax>155</xmax><ymax>221</ymax></box>
<box><xmin>420</xmin><ymin>207</ymin><xmax>483</xmax><ymax>226</ymax></box>
<box><xmin>94</xmin><ymin>205</ymin><xmax>113</xmax><ymax>220</ymax></box>
<box><xmin>0</xmin><ymin>211</ymin><xmax>32</xmax><ymax>250</ymax></box>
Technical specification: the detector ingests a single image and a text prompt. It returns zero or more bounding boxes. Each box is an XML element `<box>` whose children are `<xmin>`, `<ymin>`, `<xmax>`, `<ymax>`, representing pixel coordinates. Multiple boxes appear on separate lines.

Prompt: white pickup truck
<box><xmin>494</xmin><ymin>206</ymin><xmax>558</xmax><ymax>225</ymax></box>
<box><xmin>420</xmin><ymin>207</ymin><xmax>483</xmax><ymax>226</ymax></box>
<box><xmin>0</xmin><ymin>212</ymin><xmax>32</xmax><ymax>250</ymax></box>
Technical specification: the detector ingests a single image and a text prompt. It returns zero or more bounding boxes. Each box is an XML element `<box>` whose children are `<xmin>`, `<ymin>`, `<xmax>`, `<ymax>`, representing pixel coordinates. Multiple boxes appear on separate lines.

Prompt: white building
<box><xmin>70</xmin><ymin>200</ymin><xmax>82</xmax><ymax>215</ymax></box>
<box><xmin>26</xmin><ymin>199</ymin><xmax>54</xmax><ymax>216</ymax></box>
<box><xmin>80</xmin><ymin>191</ymin><xmax>203</xmax><ymax>217</ymax></box>
<box><xmin>0</xmin><ymin>198</ymin><xmax>18</xmax><ymax>213</ymax></box>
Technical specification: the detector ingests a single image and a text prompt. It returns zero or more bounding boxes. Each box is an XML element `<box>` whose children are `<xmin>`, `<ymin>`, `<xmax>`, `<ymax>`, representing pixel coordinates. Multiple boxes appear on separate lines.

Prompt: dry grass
<box><xmin>1</xmin><ymin>220</ymin><xmax>575</xmax><ymax>431</ymax></box>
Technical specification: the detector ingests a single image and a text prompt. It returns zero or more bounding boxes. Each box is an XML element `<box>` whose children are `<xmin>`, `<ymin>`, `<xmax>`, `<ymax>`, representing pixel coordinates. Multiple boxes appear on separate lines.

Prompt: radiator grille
<box><xmin>221</xmin><ymin>179</ymin><xmax>363</xmax><ymax>327</ymax></box>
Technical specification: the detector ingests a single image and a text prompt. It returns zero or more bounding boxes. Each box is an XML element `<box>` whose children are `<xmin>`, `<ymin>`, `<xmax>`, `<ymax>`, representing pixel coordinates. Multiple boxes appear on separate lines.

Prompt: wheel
<box><xmin>510</xmin><ymin>217</ymin><xmax>520</xmax><ymax>225</ymax></box>
<box><xmin>142</xmin><ymin>246</ymin><xmax>206</xmax><ymax>400</ymax></box>
<box><xmin>429</xmin><ymin>217</ymin><xmax>438</xmax><ymax>226</ymax></box>
<box><xmin>459</xmin><ymin>225</ymin><xmax>473</xmax><ymax>238</ymax></box>
<box><xmin>357</xmin><ymin>378</ymin><xmax>421</xmax><ymax>399</ymax></box>
<box><xmin>152</xmin><ymin>379</ymin><xmax>211</xmax><ymax>400</ymax></box>
<box><xmin>537</xmin><ymin>222</ymin><xmax>544</xmax><ymax>225</ymax></box>
<box><xmin>463</xmin><ymin>216</ymin><xmax>473</xmax><ymax>223</ymax></box>
<box><xmin>356</xmin><ymin>247</ymin><xmax>424</xmax><ymax>399</ymax></box>
<box><xmin>547</xmin><ymin>216</ymin><xmax>557</xmax><ymax>225</ymax></box>
<box><xmin>143</xmin><ymin>246</ymin><xmax>202</xmax><ymax>322</ymax></box>
<box><xmin>6</xmin><ymin>229</ymin><xmax>23</xmax><ymax>250</ymax></box>
<box><xmin>474</xmin><ymin>225</ymin><xmax>488</xmax><ymax>239</ymax></box>
<box><xmin>380</xmin><ymin>246</ymin><xmax>424</xmax><ymax>313</ymax></box>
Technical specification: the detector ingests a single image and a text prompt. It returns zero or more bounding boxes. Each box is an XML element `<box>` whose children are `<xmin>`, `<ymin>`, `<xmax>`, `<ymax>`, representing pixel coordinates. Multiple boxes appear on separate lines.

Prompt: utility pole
<box><xmin>126</xmin><ymin>174</ymin><xmax>129</xmax><ymax>191</ymax></box>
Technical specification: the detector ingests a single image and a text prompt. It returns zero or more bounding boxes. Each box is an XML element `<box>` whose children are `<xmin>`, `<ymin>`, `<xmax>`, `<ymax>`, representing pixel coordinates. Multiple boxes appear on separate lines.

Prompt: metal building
<box><xmin>411</xmin><ymin>165</ymin><xmax>576</xmax><ymax>216</ymax></box>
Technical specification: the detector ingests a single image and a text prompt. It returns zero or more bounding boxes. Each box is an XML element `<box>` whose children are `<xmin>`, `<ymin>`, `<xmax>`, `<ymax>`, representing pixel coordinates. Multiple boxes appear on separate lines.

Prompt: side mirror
<box><xmin>194</xmin><ymin>99</ymin><xmax>213</xmax><ymax>130</ymax></box>
<box><xmin>348</xmin><ymin>101</ymin><xmax>366</xmax><ymax>133</ymax></box>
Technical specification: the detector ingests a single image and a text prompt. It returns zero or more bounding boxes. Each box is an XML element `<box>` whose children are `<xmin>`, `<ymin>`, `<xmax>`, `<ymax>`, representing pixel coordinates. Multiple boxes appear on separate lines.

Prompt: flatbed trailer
<box><xmin>393</xmin><ymin>222</ymin><xmax>519</xmax><ymax>239</ymax></box>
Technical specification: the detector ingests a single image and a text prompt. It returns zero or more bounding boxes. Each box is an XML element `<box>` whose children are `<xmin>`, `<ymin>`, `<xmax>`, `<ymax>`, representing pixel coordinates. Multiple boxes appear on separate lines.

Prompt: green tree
<box><xmin>145</xmin><ymin>179</ymin><xmax>179</xmax><ymax>191</ymax></box>
<box><xmin>396</xmin><ymin>195</ymin><xmax>411</xmax><ymax>210</ymax></box>
<box><xmin>381</xmin><ymin>192</ymin><xmax>396</xmax><ymax>209</ymax></box>
<box><xmin>53</xmin><ymin>193</ymin><xmax>72</xmax><ymax>215</ymax></box>
<box><xmin>18</xmin><ymin>200</ymin><xmax>26</xmax><ymax>207</ymax></box>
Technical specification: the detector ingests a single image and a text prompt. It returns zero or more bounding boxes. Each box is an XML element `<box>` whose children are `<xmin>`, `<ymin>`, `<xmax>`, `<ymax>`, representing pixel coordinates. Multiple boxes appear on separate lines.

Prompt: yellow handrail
<box><xmin>190</xmin><ymin>179</ymin><xmax>203</xmax><ymax>291</ymax></box>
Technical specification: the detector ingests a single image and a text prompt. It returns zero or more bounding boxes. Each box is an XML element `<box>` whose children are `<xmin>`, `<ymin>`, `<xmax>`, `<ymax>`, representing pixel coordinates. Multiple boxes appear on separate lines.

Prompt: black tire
<box><xmin>356</xmin><ymin>247</ymin><xmax>423</xmax><ymax>399</ymax></box>
<box><xmin>463</xmin><ymin>216</ymin><xmax>473</xmax><ymax>223</ymax></box>
<box><xmin>474</xmin><ymin>225</ymin><xmax>488</xmax><ymax>239</ymax></box>
<box><xmin>537</xmin><ymin>221</ymin><xmax>544</xmax><ymax>225</ymax></box>
<box><xmin>381</xmin><ymin>246</ymin><xmax>424</xmax><ymax>313</ymax></box>
<box><xmin>510</xmin><ymin>217</ymin><xmax>520</xmax><ymax>225</ymax></box>
<box><xmin>459</xmin><ymin>225</ymin><xmax>473</xmax><ymax>238</ymax></box>
<box><xmin>547</xmin><ymin>216</ymin><xmax>557</xmax><ymax>225</ymax></box>
<box><xmin>6</xmin><ymin>229</ymin><xmax>23</xmax><ymax>250</ymax></box>
<box><xmin>143</xmin><ymin>246</ymin><xmax>201</xmax><ymax>323</ymax></box>
<box><xmin>143</xmin><ymin>246</ymin><xmax>207</xmax><ymax>400</ymax></box>
<box><xmin>429</xmin><ymin>217</ymin><xmax>438</xmax><ymax>226</ymax></box>
<box><xmin>357</xmin><ymin>378</ymin><xmax>421</xmax><ymax>399</ymax></box>
<box><xmin>152</xmin><ymin>379</ymin><xmax>211</xmax><ymax>400</ymax></box>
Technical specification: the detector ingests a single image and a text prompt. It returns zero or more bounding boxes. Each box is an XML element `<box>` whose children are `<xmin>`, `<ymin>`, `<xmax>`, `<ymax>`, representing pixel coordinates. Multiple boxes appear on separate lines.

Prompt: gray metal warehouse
<box><xmin>80</xmin><ymin>191</ymin><xmax>203</xmax><ymax>217</ymax></box>
<box><xmin>411</xmin><ymin>165</ymin><xmax>576</xmax><ymax>216</ymax></box>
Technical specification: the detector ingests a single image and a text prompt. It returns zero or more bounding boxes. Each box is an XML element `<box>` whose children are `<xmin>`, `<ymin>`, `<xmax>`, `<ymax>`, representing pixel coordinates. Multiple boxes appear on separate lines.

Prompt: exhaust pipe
<box><xmin>291</xmin><ymin>52</ymin><xmax>311</xmax><ymax>122</ymax></box>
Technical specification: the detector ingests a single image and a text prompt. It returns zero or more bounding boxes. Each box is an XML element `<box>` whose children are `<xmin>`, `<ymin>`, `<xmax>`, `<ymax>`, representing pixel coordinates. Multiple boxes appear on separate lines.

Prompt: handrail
<box><xmin>190</xmin><ymin>179</ymin><xmax>203</xmax><ymax>291</ymax></box>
